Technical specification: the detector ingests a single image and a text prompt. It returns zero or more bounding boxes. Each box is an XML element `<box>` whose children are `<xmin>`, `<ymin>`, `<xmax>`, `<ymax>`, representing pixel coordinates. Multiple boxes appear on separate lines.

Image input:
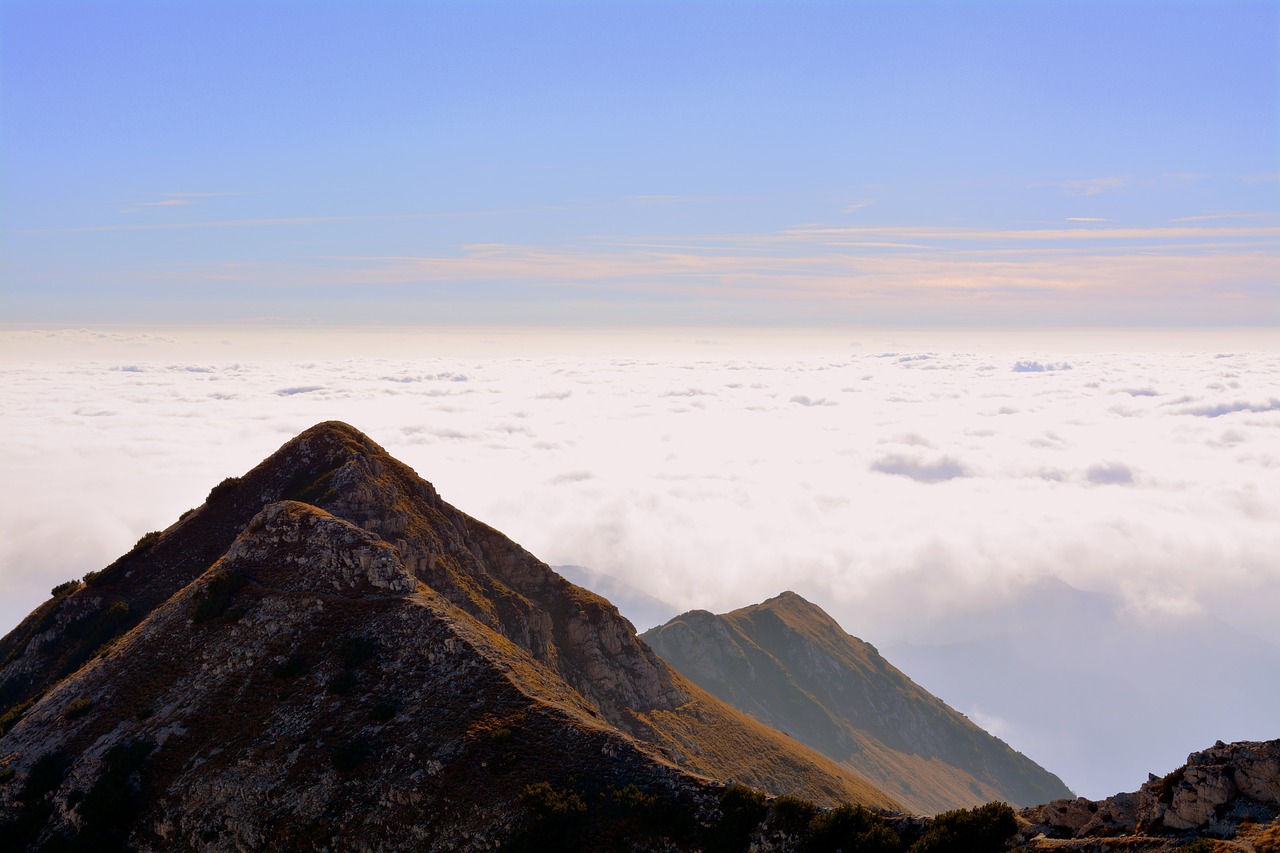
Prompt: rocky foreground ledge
<box><xmin>1015</xmin><ymin>739</ymin><xmax>1280</xmax><ymax>851</ymax></box>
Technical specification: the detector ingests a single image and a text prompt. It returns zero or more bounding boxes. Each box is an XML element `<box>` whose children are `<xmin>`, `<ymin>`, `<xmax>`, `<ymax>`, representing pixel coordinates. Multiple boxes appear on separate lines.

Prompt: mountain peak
<box><xmin>757</xmin><ymin>590</ymin><xmax>829</xmax><ymax>617</ymax></box>
<box><xmin>1</xmin><ymin>424</ymin><xmax>898</xmax><ymax>849</ymax></box>
<box><xmin>276</xmin><ymin>420</ymin><xmax>388</xmax><ymax>467</ymax></box>
<box><xmin>643</xmin><ymin>594</ymin><xmax>1073</xmax><ymax>814</ymax></box>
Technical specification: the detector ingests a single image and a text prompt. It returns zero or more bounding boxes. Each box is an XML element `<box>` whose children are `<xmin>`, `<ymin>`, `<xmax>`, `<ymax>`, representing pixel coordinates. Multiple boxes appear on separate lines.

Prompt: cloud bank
<box><xmin>1</xmin><ymin>326</ymin><xmax>1277</xmax><ymax>798</ymax></box>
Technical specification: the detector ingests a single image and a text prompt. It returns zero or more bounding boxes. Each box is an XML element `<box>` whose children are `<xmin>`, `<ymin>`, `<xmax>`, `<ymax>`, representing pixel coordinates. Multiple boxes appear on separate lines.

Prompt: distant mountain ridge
<box><xmin>554</xmin><ymin>564</ymin><xmax>680</xmax><ymax>633</ymax></box>
<box><xmin>0</xmin><ymin>422</ymin><xmax>894</xmax><ymax>850</ymax></box>
<box><xmin>642</xmin><ymin>591</ymin><xmax>1072</xmax><ymax>814</ymax></box>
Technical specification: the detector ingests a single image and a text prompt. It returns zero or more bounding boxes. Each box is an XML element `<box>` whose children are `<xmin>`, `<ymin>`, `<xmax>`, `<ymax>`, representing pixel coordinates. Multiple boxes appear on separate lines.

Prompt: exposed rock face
<box><xmin>0</xmin><ymin>422</ymin><xmax>895</xmax><ymax>851</ymax></box>
<box><xmin>642</xmin><ymin>591</ymin><xmax>1074</xmax><ymax>815</ymax></box>
<box><xmin>1016</xmin><ymin>739</ymin><xmax>1280</xmax><ymax>851</ymax></box>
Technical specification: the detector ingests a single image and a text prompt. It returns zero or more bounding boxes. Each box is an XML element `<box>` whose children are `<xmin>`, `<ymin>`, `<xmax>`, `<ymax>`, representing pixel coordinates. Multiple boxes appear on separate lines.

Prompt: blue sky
<box><xmin>2</xmin><ymin>0</ymin><xmax>1277</xmax><ymax>325</ymax></box>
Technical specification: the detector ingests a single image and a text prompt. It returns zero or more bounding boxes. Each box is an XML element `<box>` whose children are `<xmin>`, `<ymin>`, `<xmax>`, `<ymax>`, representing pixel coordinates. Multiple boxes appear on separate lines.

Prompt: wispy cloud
<box><xmin>309</xmin><ymin>221</ymin><xmax>1277</xmax><ymax>305</ymax></box>
<box><xmin>1169</xmin><ymin>211</ymin><xmax>1280</xmax><ymax>223</ymax></box>
<box><xmin>121</xmin><ymin>191</ymin><xmax>248</xmax><ymax>213</ymax></box>
<box><xmin>27</xmin><ymin>214</ymin><xmax>428</xmax><ymax>234</ymax></box>
<box><xmin>1061</xmin><ymin>176</ymin><xmax>1127</xmax><ymax>197</ymax></box>
<box><xmin>44</xmin><ymin>214</ymin><xmax>1273</xmax><ymax>323</ymax></box>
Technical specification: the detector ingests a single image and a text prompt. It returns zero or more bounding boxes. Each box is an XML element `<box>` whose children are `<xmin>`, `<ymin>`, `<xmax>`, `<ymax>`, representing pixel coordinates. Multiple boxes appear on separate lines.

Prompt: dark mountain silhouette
<box><xmin>641</xmin><ymin>592</ymin><xmax>1072</xmax><ymax>814</ymax></box>
<box><xmin>0</xmin><ymin>422</ymin><xmax>893</xmax><ymax>851</ymax></box>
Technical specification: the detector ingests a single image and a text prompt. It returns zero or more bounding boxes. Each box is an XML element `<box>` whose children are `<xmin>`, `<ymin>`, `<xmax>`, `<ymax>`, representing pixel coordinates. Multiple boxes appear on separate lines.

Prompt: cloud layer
<box><xmin>1</xmin><ymin>326</ymin><xmax>1278</xmax><ymax>797</ymax></box>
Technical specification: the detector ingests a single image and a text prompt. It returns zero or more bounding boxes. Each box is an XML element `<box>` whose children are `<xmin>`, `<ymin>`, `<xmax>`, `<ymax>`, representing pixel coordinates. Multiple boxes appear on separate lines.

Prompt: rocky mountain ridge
<box><xmin>0</xmin><ymin>422</ymin><xmax>893</xmax><ymax>850</ymax></box>
<box><xmin>642</xmin><ymin>592</ymin><xmax>1072</xmax><ymax>815</ymax></box>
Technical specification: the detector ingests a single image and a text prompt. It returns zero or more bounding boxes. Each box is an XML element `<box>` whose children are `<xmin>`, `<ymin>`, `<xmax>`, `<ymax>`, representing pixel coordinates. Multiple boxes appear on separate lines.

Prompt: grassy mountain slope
<box><xmin>643</xmin><ymin>591</ymin><xmax>1072</xmax><ymax>814</ymax></box>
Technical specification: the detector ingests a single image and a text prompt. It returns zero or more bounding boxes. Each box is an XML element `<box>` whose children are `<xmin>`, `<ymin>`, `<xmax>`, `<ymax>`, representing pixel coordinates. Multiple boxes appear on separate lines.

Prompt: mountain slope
<box><xmin>0</xmin><ymin>422</ymin><xmax>896</xmax><ymax>849</ymax></box>
<box><xmin>642</xmin><ymin>591</ymin><xmax>1072</xmax><ymax>814</ymax></box>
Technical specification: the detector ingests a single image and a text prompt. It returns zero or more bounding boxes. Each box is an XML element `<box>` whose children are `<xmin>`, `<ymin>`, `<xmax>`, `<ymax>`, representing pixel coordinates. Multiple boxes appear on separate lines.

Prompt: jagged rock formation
<box><xmin>641</xmin><ymin>591</ymin><xmax>1073</xmax><ymax>814</ymax></box>
<box><xmin>0</xmin><ymin>422</ymin><xmax>895</xmax><ymax>851</ymax></box>
<box><xmin>1014</xmin><ymin>739</ymin><xmax>1280</xmax><ymax>851</ymax></box>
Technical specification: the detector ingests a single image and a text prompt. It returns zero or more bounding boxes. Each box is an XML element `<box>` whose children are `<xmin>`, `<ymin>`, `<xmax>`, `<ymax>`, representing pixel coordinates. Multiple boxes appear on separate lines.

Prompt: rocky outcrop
<box><xmin>642</xmin><ymin>591</ymin><xmax>1073</xmax><ymax>814</ymax></box>
<box><xmin>1016</xmin><ymin>739</ymin><xmax>1280</xmax><ymax>850</ymax></box>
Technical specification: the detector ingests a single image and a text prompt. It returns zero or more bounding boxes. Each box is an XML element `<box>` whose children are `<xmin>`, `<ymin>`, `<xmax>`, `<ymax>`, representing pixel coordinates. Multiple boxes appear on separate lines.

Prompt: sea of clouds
<box><xmin>1</xmin><ymin>326</ymin><xmax>1277</xmax><ymax>798</ymax></box>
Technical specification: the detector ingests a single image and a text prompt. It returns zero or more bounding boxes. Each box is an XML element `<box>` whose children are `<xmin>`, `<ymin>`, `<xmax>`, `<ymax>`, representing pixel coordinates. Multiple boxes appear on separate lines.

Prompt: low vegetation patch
<box><xmin>82</xmin><ymin>531</ymin><xmax>162</xmax><ymax>589</ymax></box>
<box><xmin>0</xmin><ymin>696</ymin><xmax>38</xmax><ymax>737</ymax></box>
<box><xmin>508</xmin><ymin>778</ymin><xmax>698</xmax><ymax>851</ymax></box>
<box><xmin>521</xmin><ymin>780</ymin><xmax>587</xmax><ymax>825</ymax></box>
<box><xmin>131</xmin><ymin>530</ymin><xmax>162</xmax><ymax>552</ymax></box>
<box><xmin>907</xmin><ymin>801</ymin><xmax>1017</xmax><ymax>853</ymax></box>
<box><xmin>713</xmin><ymin>784</ymin><xmax>769</xmax><ymax>853</ymax></box>
<box><xmin>206</xmin><ymin>476</ymin><xmax>241</xmax><ymax>503</ymax></box>
<box><xmin>803</xmin><ymin>803</ymin><xmax>902</xmax><ymax>853</ymax></box>
<box><xmin>192</xmin><ymin>570</ymin><xmax>247</xmax><ymax>623</ymax></box>
<box><xmin>62</xmin><ymin>697</ymin><xmax>92</xmax><ymax>719</ymax></box>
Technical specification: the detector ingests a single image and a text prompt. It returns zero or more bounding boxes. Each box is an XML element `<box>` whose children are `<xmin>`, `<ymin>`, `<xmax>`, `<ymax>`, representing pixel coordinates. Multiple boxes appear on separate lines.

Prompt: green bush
<box><xmin>772</xmin><ymin>794</ymin><xmax>819</xmax><ymax>834</ymax></box>
<box><xmin>522</xmin><ymin>781</ymin><xmax>587</xmax><ymax>822</ymax></box>
<box><xmin>192</xmin><ymin>570</ymin><xmax>246</xmax><ymax>623</ymax></box>
<box><xmin>0</xmin><ymin>697</ymin><xmax>37</xmax><ymax>737</ymax></box>
<box><xmin>908</xmin><ymin>801</ymin><xmax>1017</xmax><ymax>853</ymax></box>
<box><xmin>51</xmin><ymin>580</ymin><xmax>80</xmax><ymax>598</ymax></box>
<box><xmin>62</xmin><ymin>697</ymin><xmax>92</xmax><ymax>719</ymax></box>
<box><xmin>0</xmin><ymin>766</ymin><xmax>14</xmax><ymax>785</ymax></box>
<box><xmin>712</xmin><ymin>784</ymin><xmax>770</xmax><ymax>853</ymax></box>
<box><xmin>131</xmin><ymin>530</ymin><xmax>162</xmax><ymax>552</ymax></box>
<box><xmin>605</xmin><ymin>784</ymin><xmax>668</xmax><ymax>836</ymax></box>
<box><xmin>804</xmin><ymin>804</ymin><xmax>902</xmax><ymax>853</ymax></box>
<box><xmin>207</xmin><ymin>476</ymin><xmax>241</xmax><ymax>502</ymax></box>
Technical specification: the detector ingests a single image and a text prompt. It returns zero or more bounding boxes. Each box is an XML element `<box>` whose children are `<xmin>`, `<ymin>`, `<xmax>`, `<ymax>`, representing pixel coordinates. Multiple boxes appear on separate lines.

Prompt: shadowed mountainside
<box><xmin>0</xmin><ymin>422</ymin><xmax>895</xmax><ymax>850</ymax></box>
<box><xmin>642</xmin><ymin>592</ymin><xmax>1072</xmax><ymax>814</ymax></box>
